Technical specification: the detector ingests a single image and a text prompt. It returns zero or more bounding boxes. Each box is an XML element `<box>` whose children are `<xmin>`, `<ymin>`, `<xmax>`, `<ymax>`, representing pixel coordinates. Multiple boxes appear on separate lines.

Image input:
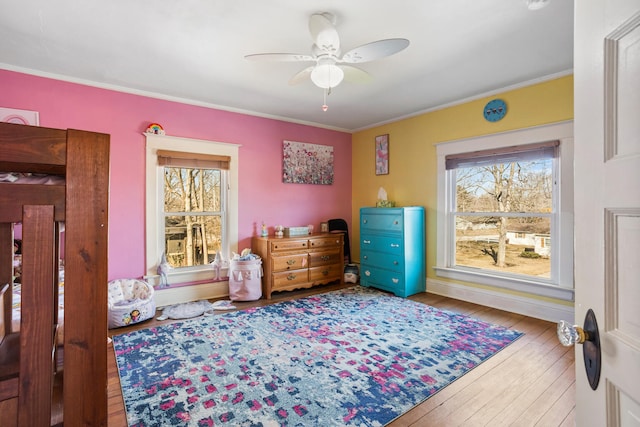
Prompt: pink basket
<box><xmin>228</xmin><ymin>258</ymin><xmax>263</xmax><ymax>301</ymax></box>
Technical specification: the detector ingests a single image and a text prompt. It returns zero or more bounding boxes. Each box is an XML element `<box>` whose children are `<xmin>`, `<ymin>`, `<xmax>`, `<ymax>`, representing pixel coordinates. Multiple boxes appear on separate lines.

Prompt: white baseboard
<box><xmin>153</xmin><ymin>277</ymin><xmax>574</xmax><ymax>323</ymax></box>
<box><xmin>154</xmin><ymin>281</ymin><xmax>230</xmax><ymax>308</ymax></box>
<box><xmin>427</xmin><ymin>278</ymin><xmax>574</xmax><ymax>323</ymax></box>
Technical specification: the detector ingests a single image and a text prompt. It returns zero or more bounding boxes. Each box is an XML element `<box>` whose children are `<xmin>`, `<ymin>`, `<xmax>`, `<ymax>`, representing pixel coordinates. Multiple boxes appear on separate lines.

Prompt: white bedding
<box><xmin>0</xmin><ymin>172</ymin><xmax>64</xmax><ymax>185</ymax></box>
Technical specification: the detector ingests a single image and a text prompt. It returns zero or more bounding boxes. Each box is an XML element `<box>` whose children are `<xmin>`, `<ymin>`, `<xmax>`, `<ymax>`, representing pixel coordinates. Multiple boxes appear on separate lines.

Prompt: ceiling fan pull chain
<box><xmin>322</xmin><ymin>88</ymin><xmax>328</xmax><ymax>112</ymax></box>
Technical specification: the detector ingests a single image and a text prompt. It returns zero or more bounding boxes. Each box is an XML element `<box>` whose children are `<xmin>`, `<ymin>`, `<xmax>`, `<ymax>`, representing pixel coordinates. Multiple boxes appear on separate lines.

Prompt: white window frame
<box><xmin>145</xmin><ymin>133</ymin><xmax>239</xmax><ymax>286</ymax></box>
<box><xmin>434</xmin><ymin>121</ymin><xmax>574</xmax><ymax>301</ymax></box>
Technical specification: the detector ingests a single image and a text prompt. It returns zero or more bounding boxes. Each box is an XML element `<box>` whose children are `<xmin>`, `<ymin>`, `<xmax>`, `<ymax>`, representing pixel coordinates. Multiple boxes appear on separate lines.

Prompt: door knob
<box><xmin>557</xmin><ymin>320</ymin><xmax>589</xmax><ymax>345</ymax></box>
<box><xmin>557</xmin><ymin>308</ymin><xmax>601</xmax><ymax>390</ymax></box>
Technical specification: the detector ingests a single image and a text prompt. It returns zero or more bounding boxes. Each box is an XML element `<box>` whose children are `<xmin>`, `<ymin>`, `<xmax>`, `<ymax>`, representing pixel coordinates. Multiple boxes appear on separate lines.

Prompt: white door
<box><xmin>574</xmin><ymin>1</ymin><xmax>640</xmax><ymax>425</ymax></box>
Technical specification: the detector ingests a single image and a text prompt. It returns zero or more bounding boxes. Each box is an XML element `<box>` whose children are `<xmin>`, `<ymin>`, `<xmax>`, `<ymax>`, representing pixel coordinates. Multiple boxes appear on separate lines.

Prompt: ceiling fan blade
<box><xmin>340</xmin><ymin>38</ymin><xmax>410</xmax><ymax>63</ymax></box>
<box><xmin>309</xmin><ymin>12</ymin><xmax>340</xmax><ymax>54</ymax></box>
<box><xmin>244</xmin><ymin>53</ymin><xmax>314</xmax><ymax>62</ymax></box>
<box><xmin>339</xmin><ymin>65</ymin><xmax>373</xmax><ymax>84</ymax></box>
<box><xmin>289</xmin><ymin>66</ymin><xmax>314</xmax><ymax>85</ymax></box>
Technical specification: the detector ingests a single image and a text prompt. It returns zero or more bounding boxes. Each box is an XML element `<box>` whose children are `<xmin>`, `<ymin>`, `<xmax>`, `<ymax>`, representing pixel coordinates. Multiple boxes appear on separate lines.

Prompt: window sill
<box><xmin>145</xmin><ymin>266</ymin><xmax>229</xmax><ymax>288</ymax></box>
<box><xmin>433</xmin><ymin>266</ymin><xmax>574</xmax><ymax>301</ymax></box>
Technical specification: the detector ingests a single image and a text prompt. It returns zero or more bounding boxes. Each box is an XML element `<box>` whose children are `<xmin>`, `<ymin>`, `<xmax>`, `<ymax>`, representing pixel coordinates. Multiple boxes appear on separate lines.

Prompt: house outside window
<box><xmin>435</xmin><ymin>122</ymin><xmax>574</xmax><ymax>301</ymax></box>
<box><xmin>146</xmin><ymin>134</ymin><xmax>239</xmax><ymax>287</ymax></box>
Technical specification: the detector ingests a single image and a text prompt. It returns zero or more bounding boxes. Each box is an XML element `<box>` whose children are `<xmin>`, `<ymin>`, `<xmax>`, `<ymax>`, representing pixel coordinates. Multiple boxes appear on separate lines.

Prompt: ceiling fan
<box><xmin>245</xmin><ymin>12</ymin><xmax>409</xmax><ymax>110</ymax></box>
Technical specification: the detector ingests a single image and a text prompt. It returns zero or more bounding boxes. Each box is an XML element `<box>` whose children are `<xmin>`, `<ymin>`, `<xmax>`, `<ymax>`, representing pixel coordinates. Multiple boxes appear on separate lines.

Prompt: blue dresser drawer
<box><xmin>360</xmin><ymin>211</ymin><xmax>403</xmax><ymax>233</ymax></box>
<box><xmin>361</xmin><ymin>234</ymin><xmax>403</xmax><ymax>256</ymax></box>
<box><xmin>360</xmin><ymin>250</ymin><xmax>403</xmax><ymax>272</ymax></box>
<box><xmin>360</xmin><ymin>265</ymin><xmax>405</xmax><ymax>295</ymax></box>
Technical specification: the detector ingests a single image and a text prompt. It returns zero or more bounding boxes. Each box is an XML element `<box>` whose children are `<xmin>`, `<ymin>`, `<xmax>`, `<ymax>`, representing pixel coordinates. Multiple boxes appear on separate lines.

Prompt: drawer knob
<box><xmin>363</xmin><ymin>219</ymin><xmax>368</xmax><ymax>224</ymax></box>
<box><xmin>363</xmin><ymin>240</ymin><xmax>371</xmax><ymax>244</ymax></box>
<box><xmin>392</xmin><ymin>278</ymin><xmax>399</xmax><ymax>284</ymax></box>
<box><xmin>394</xmin><ymin>220</ymin><xmax>398</xmax><ymax>225</ymax></box>
<box><xmin>393</xmin><ymin>260</ymin><xmax>398</xmax><ymax>265</ymax></box>
<box><xmin>287</xmin><ymin>274</ymin><xmax>297</xmax><ymax>281</ymax></box>
<box><xmin>322</xmin><ymin>270</ymin><xmax>329</xmax><ymax>276</ymax></box>
<box><xmin>363</xmin><ymin>255</ymin><xmax>368</xmax><ymax>260</ymax></box>
<box><xmin>287</xmin><ymin>259</ymin><xmax>296</xmax><ymax>265</ymax></box>
<box><xmin>364</xmin><ymin>270</ymin><xmax>371</xmax><ymax>276</ymax></box>
<box><xmin>390</xmin><ymin>243</ymin><xmax>399</xmax><ymax>248</ymax></box>
<box><xmin>321</xmin><ymin>255</ymin><xmax>330</xmax><ymax>261</ymax></box>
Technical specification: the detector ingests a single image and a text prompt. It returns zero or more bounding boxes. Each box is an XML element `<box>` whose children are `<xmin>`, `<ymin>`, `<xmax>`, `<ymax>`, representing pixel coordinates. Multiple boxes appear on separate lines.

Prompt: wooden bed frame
<box><xmin>0</xmin><ymin>122</ymin><xmax>109</xmax><ymax>426</ymax></box>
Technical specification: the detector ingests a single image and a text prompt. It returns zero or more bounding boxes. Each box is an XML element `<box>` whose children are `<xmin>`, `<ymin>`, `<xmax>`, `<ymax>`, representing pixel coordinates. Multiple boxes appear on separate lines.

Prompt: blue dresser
<box><xmin>359</xmin><ymin>206</ymin><xmax>425</xmax><ymax>297</ymax></box>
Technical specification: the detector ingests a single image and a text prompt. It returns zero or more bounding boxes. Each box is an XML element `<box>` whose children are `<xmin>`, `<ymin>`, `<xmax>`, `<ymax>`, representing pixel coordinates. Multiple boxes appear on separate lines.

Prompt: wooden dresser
<box><xmin>359</xmin><ymin>206</ymin><xmax>425</xmax><ymax>297</ymax></box>
<box><xmin>252</xmin><ymin>233</ymin><xmax>344</xmax><ymax>299</ymax></box>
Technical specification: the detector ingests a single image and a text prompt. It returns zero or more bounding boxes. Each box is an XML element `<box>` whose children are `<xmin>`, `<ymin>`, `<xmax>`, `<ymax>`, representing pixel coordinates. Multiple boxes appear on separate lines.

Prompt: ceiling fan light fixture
<box><xmin>310</xmin><ymin>62</ymin><xmax>344</xmax><ymax>89</ymax></box>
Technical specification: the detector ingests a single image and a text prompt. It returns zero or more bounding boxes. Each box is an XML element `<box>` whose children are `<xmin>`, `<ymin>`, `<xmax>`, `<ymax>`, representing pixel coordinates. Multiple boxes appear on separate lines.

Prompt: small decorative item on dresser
<box><xmin>274</xmin><ymin>225</ymin><xmax>284</xmax><ymax>238</ymax></box>
<box><xmin>376</xmin><ymin>200</ymin><xmax>396</xmax><ymax>207</ymax></box>
<box><xmin>284</xmin><ymin>226</ymin><xmax>309</xmax><ymax>237</ymax></box>
<box><xmin>307</xmin><ymin>224</ymin><xmax>314</xmax><ymax>234</ymax></box>
<box><xmin>320</xmin><ymin>222</ymin><xmax>329</xmax><ymax>232</ymax></box>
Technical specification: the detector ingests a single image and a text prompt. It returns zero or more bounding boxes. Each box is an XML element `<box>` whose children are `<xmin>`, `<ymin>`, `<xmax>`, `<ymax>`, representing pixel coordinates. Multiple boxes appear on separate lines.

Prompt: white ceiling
<box><xmin>0</xmin><ymin>0</ymin><xmax>574</xmax><ymax>132</ymax></box>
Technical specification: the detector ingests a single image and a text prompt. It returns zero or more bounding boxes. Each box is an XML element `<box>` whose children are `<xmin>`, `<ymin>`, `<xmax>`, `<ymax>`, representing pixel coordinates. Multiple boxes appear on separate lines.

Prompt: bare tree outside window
<box><xmin>453</xmin><ymin>156</ymin><xmax>553</xmax><ymax>278</ymax></box>
<box><xmin>164</xmin><ymin>167</ymin><xmax>223</xmax><ymax>268</ymax></box>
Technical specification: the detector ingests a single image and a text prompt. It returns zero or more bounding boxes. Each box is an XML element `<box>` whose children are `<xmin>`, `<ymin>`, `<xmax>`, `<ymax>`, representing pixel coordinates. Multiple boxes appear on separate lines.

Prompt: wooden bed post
<box><xmin>0</xmin><ymin>223</ymin><xmax>13</xmax><ymax>335</ymax></box>
<box><xmin>63</xmin><ymin>129</ymin><xmax>110</xmax><ymax>426</ymax></box>
<box><xmin>19</xmin><ymin>205</ymin><xmax>56</xmax><ymax>426</ymax></box>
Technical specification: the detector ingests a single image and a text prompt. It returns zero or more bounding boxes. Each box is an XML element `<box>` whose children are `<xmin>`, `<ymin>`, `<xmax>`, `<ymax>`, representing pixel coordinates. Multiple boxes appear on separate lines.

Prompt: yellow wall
<box><xmin>351</xmin><ymin>75</ymin><xmax>573</xmax><ymax>301</ymax></box>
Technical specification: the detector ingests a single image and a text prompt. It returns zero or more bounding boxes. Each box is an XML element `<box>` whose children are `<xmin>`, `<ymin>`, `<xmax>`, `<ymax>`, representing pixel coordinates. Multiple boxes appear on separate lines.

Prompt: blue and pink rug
<box><xmin>113</xmin><ymin>286</ymin><xmax>522</xmax><ymax>426</ymax></box>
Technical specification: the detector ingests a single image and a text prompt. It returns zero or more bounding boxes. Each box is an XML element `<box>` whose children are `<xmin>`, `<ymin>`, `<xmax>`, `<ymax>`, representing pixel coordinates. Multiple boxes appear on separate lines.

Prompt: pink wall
<box><xmin>0</xmin><ymin>70</ymin><xmax>352</xmax><ymax>280</ymax></box>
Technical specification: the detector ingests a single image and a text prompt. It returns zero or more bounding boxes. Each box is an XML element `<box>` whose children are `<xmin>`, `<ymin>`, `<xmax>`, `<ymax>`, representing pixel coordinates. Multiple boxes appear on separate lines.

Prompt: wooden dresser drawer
<box><xmin>272</xmin><ymin>269</ymin><xmax>309</xmax><ymax>289</ymax></box>
<box><xmin>272</xmin><ymin>253</ymin><xmax>308</xmax><ymax>272</ymax></box>
<box><xmin>308</xmin><ymin>249</ymin><xmax>341</xmax><ymax>267</ymax></box>
<box><xmin>309</xmin><ymin>264</ymin><xmax>342</xmax><ymax>282</ymax></box>
<box><xmin>271</xmin><ymin>239</ymin><xmax>308</xmax><ymax>252</ymax></box>
<box><xmin>308</xmin><ymin>236</ymin><xmax>342</xmax><ymax>250</ymax></box>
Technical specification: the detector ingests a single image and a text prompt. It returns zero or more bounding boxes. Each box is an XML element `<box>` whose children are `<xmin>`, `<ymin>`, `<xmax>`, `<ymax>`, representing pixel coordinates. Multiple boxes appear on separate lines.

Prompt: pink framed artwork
<box><xmin>375</xmin><ymin>134</ymin><xmax>389</xmax><ymax>175</ymax></box>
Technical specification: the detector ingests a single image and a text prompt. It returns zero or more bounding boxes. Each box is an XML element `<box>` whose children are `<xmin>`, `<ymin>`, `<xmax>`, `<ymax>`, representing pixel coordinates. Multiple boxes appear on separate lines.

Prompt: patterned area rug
<box><xmin>113</xmin><ymin>286</ymin><xmax>522</xmax><ymax>426</ymax></box>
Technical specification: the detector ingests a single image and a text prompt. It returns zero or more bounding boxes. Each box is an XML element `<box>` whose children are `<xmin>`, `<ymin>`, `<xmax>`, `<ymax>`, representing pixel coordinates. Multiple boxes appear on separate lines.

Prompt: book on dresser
<box><xmin>359</xmin><ymin>206</ymin><xmax>426</xmax><ymax>297</ymax></box>
<box><xmin>251</xmin><ymin>233</ymin><xmax>344</xmax><ymax>299</ymax></box>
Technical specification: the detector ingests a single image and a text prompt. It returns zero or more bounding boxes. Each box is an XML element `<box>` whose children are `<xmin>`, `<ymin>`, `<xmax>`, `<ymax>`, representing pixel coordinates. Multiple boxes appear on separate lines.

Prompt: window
<box><xmin>159</xmin><ymin>150</ymin><xmax>228</xmax><ymax>268</ymax></box>
<box><xmin>435</xmin><ymin>122</ymin><xmax>574</xmax><ymax>301</ymax></box>
<box><xmin>146</xmin><ymin>134</ymin><xmax>239</xmax><ymax>286</ymax></box>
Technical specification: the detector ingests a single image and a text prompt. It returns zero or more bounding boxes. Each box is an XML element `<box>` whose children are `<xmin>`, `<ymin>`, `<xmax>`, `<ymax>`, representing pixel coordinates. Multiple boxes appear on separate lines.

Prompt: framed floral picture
<box><xmin>282</xmin><ymin>140</ymin><xmax>334</xmax><ymax>185</ymax></box>
<box><xmin>375</xmin><ymin>134</ymin><xmax>389</xmax><ymax>175</ymax></box>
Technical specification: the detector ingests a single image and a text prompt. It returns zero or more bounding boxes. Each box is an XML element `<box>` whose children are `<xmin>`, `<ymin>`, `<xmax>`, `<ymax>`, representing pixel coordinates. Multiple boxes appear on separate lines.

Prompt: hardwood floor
<box><xmin>106</xmin><ymin>284</ymin><xmax>575</xmax><ymax>427</ymax></box>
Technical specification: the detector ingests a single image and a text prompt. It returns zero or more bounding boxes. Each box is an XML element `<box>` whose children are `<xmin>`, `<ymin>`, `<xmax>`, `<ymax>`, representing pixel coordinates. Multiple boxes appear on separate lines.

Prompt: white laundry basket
<box><xmin>228</xmin><ymin>258</ymin><xmax>263</xmax><ymax>301</ymax></box>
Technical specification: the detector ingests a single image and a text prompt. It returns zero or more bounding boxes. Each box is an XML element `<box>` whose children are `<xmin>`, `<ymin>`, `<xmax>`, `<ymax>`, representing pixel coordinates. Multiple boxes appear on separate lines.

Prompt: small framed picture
<box><xmin>0</xmin><ymin>107</ymin><xmax>39</xmax><ymax>125</ymax></box>
<box><xmin>375</xmin><ymin>134</ymin><xmax>389</xmax><ymax>175</ymax></box>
